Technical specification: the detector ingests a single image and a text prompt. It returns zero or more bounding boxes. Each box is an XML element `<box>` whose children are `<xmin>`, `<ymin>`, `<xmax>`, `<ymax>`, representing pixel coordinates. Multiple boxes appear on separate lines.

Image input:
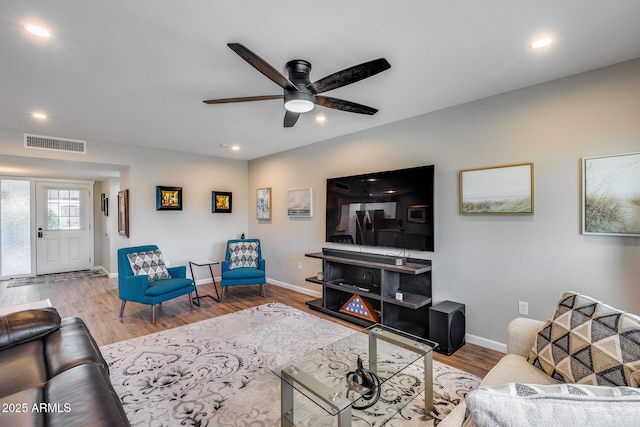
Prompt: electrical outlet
<box><xmin>518</xmin><ymin>301</ymin><xmax>529</xmax><ymax>316</ymax></box>
<box><xmin>297</xmin><ymin>262</ymin><xmax>303</xmax><ymax>270</ymax></box>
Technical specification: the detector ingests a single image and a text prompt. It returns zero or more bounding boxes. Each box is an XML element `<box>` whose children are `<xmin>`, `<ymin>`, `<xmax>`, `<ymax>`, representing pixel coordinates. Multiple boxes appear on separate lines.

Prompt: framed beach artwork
<box><xmin>212</xmin><ymin>191</ymin><xmax>232</xmax><ymax>213</ymax></box>
<box><xmin>460</xmin><ymin>163</ymin><xmax>534</xmax><ymax>215</ymax></box>
<box><xmin>582</xmin><ymin>152</ymin><xmax>640</xmax><ymax>236</ymax></box>
<box><xmin>287</xmin><ymin>188</ymin><xmax>312</xmax><ymax>218</ymax></box>
<box><xmin>257</xmin><ymin>187</ymin><xmax>272</xmax><ymax>220</ymax></box>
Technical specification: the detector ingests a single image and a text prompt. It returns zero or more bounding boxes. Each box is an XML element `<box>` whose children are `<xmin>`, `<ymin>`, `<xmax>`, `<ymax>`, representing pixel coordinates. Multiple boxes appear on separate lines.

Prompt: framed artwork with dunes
<box><xmin>582</xmin><ymin>152</ymin><xmax>640</xmax><ymax>236</ymax></box>
<box><xmin>459</xmin><ymin>163</ymin><xmax>534</xmax><ymax>215</ymax></box>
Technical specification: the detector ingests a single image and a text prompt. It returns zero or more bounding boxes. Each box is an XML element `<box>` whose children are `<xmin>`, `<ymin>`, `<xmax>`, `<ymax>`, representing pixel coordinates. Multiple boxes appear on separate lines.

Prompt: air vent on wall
<box><xmin>24</xmin><ymin>134</ymin><xmax>86</xmax><ymax>154</ymax></box>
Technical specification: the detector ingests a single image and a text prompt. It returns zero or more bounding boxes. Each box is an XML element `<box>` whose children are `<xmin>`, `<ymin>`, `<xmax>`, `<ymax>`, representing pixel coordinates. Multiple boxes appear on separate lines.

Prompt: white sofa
<box><xmin>441</xmin><ymin>291</ymin><xmax>640</xmax><ymax>426</ymax></box>
<box><xmin>439</xmin><ymin>317</ymin><xmax>552</xmax><ymax>426</ymax></box>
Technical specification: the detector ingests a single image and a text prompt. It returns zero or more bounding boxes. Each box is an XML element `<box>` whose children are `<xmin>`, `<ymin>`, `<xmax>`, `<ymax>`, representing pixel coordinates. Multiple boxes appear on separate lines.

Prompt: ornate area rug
<box><xmin>5</xmin><ymin>269</ymin><xmax>107</xmax><ymax>287</ymax></box>
<box><xmin>101</xmin><ymin>302</ymin><xmax>480</xmax><ymax>426</ymax></box>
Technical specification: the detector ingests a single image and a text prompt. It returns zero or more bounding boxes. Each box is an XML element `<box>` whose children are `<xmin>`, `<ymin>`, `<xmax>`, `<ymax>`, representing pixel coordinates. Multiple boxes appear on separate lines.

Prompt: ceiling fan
<box><xmin>203</xmin><ymin>43</ymin><xmax>391</xmax><ymax>128</ymax></box>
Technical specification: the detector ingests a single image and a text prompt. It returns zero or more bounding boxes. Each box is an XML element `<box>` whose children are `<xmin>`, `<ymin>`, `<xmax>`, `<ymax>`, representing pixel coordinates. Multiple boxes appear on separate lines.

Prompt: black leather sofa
<box><xmin>0</xmin><ymin>308</ymin><xmax>130</xmax><ymax>426</ymax></box>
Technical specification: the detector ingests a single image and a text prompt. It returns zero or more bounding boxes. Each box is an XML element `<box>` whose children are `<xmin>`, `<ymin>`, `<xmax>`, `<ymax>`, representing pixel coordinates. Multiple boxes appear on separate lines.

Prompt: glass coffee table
<box><xmin>272</xmin><ymin>324</ymin><xmax>437</xmax><ymax>426</ymax></box>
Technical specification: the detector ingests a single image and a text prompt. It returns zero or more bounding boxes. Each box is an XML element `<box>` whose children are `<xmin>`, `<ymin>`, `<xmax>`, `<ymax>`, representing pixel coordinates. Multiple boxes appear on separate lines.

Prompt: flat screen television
<box><xmin>326</xmin><ymin>165</ymin><xmax>434</xmax><ymax>251</ymax></box>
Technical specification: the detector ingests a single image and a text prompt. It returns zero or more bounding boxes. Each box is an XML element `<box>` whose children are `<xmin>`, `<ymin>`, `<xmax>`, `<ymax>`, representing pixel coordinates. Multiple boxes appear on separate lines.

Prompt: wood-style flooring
<box><xmin>0</xmin><ymin>275</ymin><xmax>503</xmax><ymax>378</ymax></box>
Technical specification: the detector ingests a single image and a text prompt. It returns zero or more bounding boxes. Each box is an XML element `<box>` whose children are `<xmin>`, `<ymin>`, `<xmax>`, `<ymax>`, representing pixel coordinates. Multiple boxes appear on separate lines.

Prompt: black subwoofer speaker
<box><xmin>429</xmin><ymin>301</ymin><xmax>466</xmax><ymax>355</ymax></box>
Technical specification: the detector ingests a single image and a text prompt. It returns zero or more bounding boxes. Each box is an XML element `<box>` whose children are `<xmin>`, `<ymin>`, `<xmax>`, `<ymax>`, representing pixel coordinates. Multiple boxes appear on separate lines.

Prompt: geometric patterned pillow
<box><xmin>228</xmin><ymin>241</ymin><xmax>259</xmax><ymax>269</ymax></box>
<box><xmin>127</xmin><ymin>250</ymin><xmax>171</xmax><ymax>282</ymax></box>
<box><xmin>528</xmin><ymin>291</ymin><xmax>640</xmax><ymax>387</ymax></box>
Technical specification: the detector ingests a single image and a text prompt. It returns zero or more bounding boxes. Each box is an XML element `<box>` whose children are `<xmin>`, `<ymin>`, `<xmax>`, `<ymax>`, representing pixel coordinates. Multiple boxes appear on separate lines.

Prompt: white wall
<box><xmin>0</xmin><ymin>129</ymin><xmax>249</xmax><ymax>282</ymax></box>
<box><xmin>248</xmin><ymin>59</ymin><xmax>640</xmax><ymax>346</ymax></box>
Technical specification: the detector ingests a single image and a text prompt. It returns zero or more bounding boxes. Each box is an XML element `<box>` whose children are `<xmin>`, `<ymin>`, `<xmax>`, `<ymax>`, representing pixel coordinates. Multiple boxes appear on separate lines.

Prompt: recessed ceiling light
<box><xmin>231</xmin><ymin>145</ymin><xmax>240</xmax><ymax>151</ymax></box>
<box><xmin>26</xmin><ymin>25</ymin><xmax>50</xmax><ymax>38</ymax></box>
<box><xmin>316</xmin><ymin>115</ymin><xmax>326</xmax><ymax>122</ymax></box>
<box><xmin>32</xmin><ymin>112</ymin><xmax>48</xmax><ymax>119</ymax></box>
<box><xmin>530</xmin><ymin>37</ymin><xmax>552</xmax><ymax>49</ymax></box>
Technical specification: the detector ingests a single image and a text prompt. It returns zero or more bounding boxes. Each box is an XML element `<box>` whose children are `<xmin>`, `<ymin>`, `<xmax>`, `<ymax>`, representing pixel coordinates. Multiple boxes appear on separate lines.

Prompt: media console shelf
<box><xmin>305</xmin><ymin>249</ymin><xmax>432</xmax><ymax>338</ymax></box>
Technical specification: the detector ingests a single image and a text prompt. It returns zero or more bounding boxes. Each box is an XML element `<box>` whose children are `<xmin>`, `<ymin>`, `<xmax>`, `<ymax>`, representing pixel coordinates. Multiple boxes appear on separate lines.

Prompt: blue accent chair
<box><xmin>220</xmin><ymin>239</ymin><xmax>266</xmax><ymax>301</ymax></box>
<box><xmin>118</xmin><ymin>245</ymin><xmax>196</xmax><ymax>324</ymax></box>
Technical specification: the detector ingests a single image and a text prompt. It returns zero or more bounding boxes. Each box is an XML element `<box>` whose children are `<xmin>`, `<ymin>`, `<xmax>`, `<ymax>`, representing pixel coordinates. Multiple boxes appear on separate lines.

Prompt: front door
<box><xmin>35</xmin><ymin>181</ymin><xmax>94</xmax><ymax>275</ymax></box>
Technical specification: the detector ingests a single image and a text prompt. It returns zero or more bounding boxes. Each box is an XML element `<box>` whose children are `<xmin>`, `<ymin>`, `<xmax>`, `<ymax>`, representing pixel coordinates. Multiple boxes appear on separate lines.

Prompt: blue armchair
<box><xmin>220</xmin><ymin>239</ymin><xmax>266</xmax><ymax>301</ymax></box>
<box><xmin>118</xmin><ymin>245</ymin><xmax>196</xmax><ymax>324</ymax></box>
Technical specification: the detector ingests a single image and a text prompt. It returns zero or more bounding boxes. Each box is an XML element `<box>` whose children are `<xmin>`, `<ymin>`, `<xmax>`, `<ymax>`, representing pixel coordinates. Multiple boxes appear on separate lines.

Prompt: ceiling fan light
<box><xmin>285</xmin><ymin>99</ymin><xmax>315</xmax><ymax>113</ymax></box>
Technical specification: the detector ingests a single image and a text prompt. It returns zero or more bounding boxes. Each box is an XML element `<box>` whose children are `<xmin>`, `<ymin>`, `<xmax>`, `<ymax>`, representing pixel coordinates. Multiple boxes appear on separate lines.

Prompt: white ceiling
<box><xmin>2</xmin><ymin>1</ymin><xmax>640</xmax><ymax>165</ymax></box>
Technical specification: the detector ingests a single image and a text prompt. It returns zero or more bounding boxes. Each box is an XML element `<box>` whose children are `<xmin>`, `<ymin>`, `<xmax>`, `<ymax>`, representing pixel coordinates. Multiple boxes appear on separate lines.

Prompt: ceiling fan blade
<box><xmin>284</xmin><ymin>111</ymin><xmax>300</xmax><ymax>127</ymax></box>
<box><xmin>203</xmin><ymin>95</ymin><xmax>282</xmax><ymax>104</ymax></box>
<box><xmin>310</xmin><ymin>58</ymin><xmax>391</xmax><ymax>94</ymax></box>
<box><xmin>227</xmin><ymin>43</ymin><xmax>298</xmax><ymax>92</ymax></box>
<box><xmin>316</xmin><ymin>96</ymin><xmax>378</xmax><ymax>115</ymax></box>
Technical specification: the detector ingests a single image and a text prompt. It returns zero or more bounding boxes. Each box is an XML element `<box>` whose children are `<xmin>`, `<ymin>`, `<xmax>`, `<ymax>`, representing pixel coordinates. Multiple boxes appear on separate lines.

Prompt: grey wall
<box><xmin>248</xmin><ymin>59</ymin><xmax>640</xmax><ymax>349</ymax></box>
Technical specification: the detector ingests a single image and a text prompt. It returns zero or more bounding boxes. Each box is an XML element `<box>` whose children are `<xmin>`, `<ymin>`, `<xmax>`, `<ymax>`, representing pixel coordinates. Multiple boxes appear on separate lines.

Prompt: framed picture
<box><xmin>257</xmin><ymin>187</ymin><xmax>272</xmax><ymax>220</ymax></box>
<box><xmin>287</xmin><ymin>188</ymin><xmax>312</xmax><ymax>217</ymax></box>
<box><xmin>117</xmin><ymin>189</ymin><xmax>129</xmax><ymax>237</ymax></box>
<box><xmin>101</xmin><ymin>193</ymin><xmax>108</xmax><ymax>216</ymax></box>
<box><xmin>582</xmin><ymin>152</ymin><xmax>640</xmax><ymax>236</ymax></box>
<box><xmin>407</xmin><ymin>205</ymin><xmax>428</xmax><ymax>223</ymax></box>
<box><xmin>212</xmin><ymin>191</ymin><xmax>232</xmax><ymax>213</ymax></box>
<box><xmin>460</xmin><ymin>163</ymin><xmax>534</xmax><ymax>215</ymax></box>
<box><xmin>156</xmin><ymin>186</ymin><xmax>182</xmax><ymax>210</ymax></box>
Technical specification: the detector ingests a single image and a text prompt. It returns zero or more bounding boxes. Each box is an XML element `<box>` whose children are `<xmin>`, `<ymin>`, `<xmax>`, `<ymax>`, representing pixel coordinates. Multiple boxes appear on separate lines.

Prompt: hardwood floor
<box><xmin>0</xmin><ymin>275</ymin><xmax>503</xmax><ymax>378</ymax></box>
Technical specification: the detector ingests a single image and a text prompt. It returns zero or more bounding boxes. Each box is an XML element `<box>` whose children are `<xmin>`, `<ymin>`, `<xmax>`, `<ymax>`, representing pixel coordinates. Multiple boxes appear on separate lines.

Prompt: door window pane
<box><xmin>47</xmin><ymin>188</ymin><xmax>82</xmax><ymax>230</ymax></box>
<box><xmin>1</xmin><ymin>179</ymin><xmax>31</xmax><ymax>276</ymax></box>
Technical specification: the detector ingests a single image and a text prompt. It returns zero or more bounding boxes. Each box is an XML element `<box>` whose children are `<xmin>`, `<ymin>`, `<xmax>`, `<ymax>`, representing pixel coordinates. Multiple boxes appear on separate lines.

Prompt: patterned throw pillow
<box><xmin>127</xmin><ymin>250</ymin><xmax>171</xmax><ymax>282</ymax></box>
<box><xmin>528</xmin><ymin>291</ymin><xmax>640</xmax><ymax>387</ymax></box>
<box><xmin>228</xmin><ymin>241</ymin><xmax>259</xmax><ymax>269</ymax></box>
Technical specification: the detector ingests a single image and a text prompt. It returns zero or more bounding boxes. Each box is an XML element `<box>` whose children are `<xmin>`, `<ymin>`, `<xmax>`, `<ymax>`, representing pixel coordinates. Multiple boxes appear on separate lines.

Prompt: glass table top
<box><xmin>272</xmin><ymin>324</ymin><xmax>437</xmax><ymax>421</ymax></box>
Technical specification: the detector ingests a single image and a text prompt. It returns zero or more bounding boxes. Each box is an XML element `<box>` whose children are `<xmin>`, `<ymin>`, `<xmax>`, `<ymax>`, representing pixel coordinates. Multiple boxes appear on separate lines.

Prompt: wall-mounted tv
<box><xmin>326</xmin><ymin>165</ymin><xmax>434</xmax><ymax>251</ymax></box>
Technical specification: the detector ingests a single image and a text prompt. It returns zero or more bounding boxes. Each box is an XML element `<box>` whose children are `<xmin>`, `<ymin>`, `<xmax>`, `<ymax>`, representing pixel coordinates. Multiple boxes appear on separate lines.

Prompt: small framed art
<box><xmin>257</xmin><ymin>187</ymin><xmax>272</xmax><ymax>220</ymax></box>
<box><xmin>287</xmin><ymin>188</ymin><xmax>312</xmax><ymax>218</ymax></box>
<box><xmin>101</xmin><ymin>193</ymin><xmax>108</xmax><ymax>216</ymax></box>
<box><xmin>156</xmin><ymin>186</ymin><xmax>182</xmax><ymax>211</ymax></box>
<box><xmin>212</xmin><ymin>191</ymin><xmax>232</xmax><ymax>213</ymax></box>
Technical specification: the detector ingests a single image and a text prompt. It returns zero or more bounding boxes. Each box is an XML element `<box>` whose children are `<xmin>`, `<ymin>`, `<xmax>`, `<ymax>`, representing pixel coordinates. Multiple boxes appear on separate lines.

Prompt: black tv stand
<box><xmin>305</xmin><ymin>250</ymin><xmax>432</xmax><ymax>338</ymax></box>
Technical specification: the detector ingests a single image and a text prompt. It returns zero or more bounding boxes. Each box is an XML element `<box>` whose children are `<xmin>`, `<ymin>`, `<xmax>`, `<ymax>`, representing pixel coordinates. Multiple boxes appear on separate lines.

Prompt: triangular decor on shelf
<box><xmin>339</xmin><ymin>294</ymin><xmax>380</xmax><ymax>322</ymax></box>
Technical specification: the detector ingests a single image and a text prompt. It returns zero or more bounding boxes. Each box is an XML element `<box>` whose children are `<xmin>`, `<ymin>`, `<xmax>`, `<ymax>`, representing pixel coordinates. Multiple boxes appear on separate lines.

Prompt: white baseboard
<box><xmin>194</xmin><ymin>277</ymin><xmax>217</xmax><ymax>286</ymax></box>
<box><xmin>93</xmin><ymin>266</ymin><xmax>115</xmax><ymax>278</ymax></box>
<box><xmin>267</xmin><ymin>278</ymin><xmax>322</xmax><ymax>298</ymax></box>
<box><xmin>465</xmin><ymin>333</ymin><xmax>507</xmax><ymax>354</ymax></box>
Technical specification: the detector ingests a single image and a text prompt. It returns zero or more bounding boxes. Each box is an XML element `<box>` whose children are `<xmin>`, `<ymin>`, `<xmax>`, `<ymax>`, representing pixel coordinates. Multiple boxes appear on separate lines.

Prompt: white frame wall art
<box><xmin>582</xmin><ymin>152</ymin><xmax>640</xmax><ymax>236</ymax></box>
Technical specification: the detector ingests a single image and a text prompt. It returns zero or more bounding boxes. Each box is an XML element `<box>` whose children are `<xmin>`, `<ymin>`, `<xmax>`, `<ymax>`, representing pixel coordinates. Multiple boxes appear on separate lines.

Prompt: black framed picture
<box><xmin>212</xmin><ymin>191</ymin><xmax>232</xmax><ymax>213</ymax></box>
<box><xmin>156</xmin><ymin>186</ymin><xmax>182</xmax><ymax>210</ymax></box>
<box><xmin>100</xmin><ymin>193</ymin><xmax>108</xmax><ymax>216</ymax></box>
